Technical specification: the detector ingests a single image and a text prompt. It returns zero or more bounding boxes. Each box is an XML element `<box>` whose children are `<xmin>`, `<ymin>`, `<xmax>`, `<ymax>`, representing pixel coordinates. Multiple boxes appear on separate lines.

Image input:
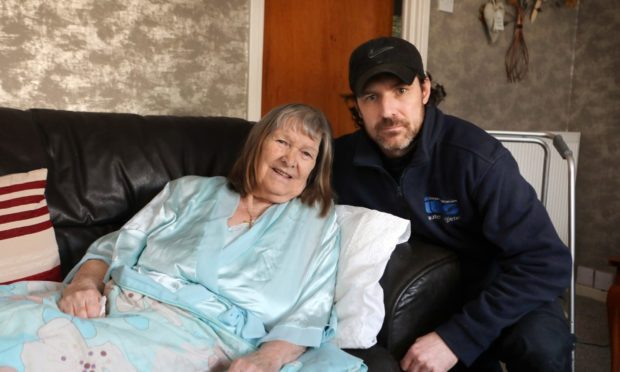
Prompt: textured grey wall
<box><xmin>0</xmin><ymin>0</ymin><xmax>249</xmax><ymax>117</ymax></box>
<box><xmin>428</xmin><ymin>1</ymin><xmax>620</xmax><ymax>272</ymax></box>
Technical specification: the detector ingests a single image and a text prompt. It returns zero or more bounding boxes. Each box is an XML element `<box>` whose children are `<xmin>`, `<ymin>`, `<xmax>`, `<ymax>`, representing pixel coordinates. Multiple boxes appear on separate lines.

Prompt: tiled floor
<box><xmin>574</xmin><ymin>295</ymin><xmax>610</xmax><ymax>371</ymax></box>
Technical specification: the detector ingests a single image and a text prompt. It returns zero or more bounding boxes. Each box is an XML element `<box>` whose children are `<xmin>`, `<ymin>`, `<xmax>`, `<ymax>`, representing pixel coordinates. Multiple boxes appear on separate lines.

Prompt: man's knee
<box><xmin>496</xmin><ymin>301</ymin><xmax>574</xmax><ymax>371</ymax></box>
<box><xmin>505</xmin><ymin>330</ymin><xmax>573</xmax><ymax>370</ymax></box>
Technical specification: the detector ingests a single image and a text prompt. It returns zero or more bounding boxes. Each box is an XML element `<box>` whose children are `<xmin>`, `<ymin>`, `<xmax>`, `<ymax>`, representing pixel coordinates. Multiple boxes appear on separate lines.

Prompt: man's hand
<box><xmin>228</xmin><ymin>340</ymin><xmax>305</xmax><ymax>372</ymax></box>
<box><xmin>400</xmin><ymin>332</ymin><xmax>458</xmax><ymax>372</ymax></box>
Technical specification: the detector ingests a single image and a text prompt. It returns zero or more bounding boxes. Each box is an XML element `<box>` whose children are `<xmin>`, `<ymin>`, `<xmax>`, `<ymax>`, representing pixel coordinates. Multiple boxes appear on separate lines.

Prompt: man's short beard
<box><xmin>374</xmin><ymin>118</ymin><xmax>415</xmax><ymax>155</ymax></box>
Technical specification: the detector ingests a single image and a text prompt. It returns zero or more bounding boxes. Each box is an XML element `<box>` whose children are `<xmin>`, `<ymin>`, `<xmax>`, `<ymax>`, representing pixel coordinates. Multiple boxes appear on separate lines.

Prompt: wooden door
<box><xmin>262</xmin><ymin>0</ymin><xmax>393</xmax><ymax>138</ymax></box>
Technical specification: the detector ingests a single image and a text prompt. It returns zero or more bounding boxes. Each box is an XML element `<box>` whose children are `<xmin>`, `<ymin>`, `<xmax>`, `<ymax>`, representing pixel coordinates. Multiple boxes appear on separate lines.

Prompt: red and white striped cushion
<box><xmin>0</xmin><ymin>168</ymin><xmax>62</xmax><ymax>284</ymax></box>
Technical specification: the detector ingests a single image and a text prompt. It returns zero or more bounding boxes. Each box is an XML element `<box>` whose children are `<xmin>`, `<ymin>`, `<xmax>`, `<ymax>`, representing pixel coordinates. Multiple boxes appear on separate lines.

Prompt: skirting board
<box><xmin>576</xmin><ymin>283</ymin><xmax>607</xmax><ymax>302</ymax></box>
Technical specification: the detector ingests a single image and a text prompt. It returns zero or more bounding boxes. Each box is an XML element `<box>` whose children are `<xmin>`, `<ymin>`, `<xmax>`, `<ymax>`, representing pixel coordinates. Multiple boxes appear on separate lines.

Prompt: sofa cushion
<box><xmin>0</xmin><ymin>168</ymin><xmax>62</xmax><ymax>284</ymax></box>
<box><xmin>31</xmin><ymin>110</ymin><xmax>252</xmax><ymax>229</ymax></box>
<box><xmin>20</xmin><ymin>109</ymin><xmax>252</xmax><ymax>274</ymax></box>
<box><xmin>0</xmin><ymin>107</ymin><xmax>47</xmax><ymax>175</ymax></box>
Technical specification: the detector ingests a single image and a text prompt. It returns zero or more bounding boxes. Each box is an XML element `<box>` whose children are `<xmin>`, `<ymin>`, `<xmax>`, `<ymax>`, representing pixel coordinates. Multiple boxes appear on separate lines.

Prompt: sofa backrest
<box><xmin>0</xmin><ymin>107</ymin><xmax>252</xmax><ymax>275</ymax></box>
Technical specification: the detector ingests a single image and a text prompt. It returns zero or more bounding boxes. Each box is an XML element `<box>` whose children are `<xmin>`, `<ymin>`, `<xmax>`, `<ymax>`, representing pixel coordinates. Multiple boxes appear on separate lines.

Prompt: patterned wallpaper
<box><xmin>428</xmin><ymin>0</ymin><xmax>620</xmax><ymax>272</ymax></box>
<box><xmin>0</xmin><ymin>0</ymin><xmax>249</xmax><ymax>117</ymax></box>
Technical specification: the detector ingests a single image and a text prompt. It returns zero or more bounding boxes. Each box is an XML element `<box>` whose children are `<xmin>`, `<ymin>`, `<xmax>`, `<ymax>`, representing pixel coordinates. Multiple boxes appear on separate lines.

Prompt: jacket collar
<box><xmin>352</xmin><ymin>104</ymin><xmax>442</xmax><ymax>169</ymax></box>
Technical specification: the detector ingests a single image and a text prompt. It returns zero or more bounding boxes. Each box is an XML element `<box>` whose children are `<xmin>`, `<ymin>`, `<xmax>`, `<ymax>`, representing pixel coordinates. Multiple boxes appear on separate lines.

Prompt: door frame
<box><xmin>402</xmin><ymin>0</ymin><xmax>431</xmax><ymax>68</ymax></box>
<box><xmin>246</xmin><ymin>0</ymin><xmax>430</xmax><ymax>121</ymax></box>
<box><xmin>247</xmin><ymin>0</ymin><xmax>265</xmax><ymax>121</ymax></box>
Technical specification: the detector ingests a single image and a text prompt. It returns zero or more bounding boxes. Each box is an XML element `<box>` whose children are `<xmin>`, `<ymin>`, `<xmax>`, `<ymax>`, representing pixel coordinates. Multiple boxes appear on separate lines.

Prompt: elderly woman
<box><xmin>0</xmin><ymin>104</ymin><xmax>365</xmax><ymax>372</ymax></box>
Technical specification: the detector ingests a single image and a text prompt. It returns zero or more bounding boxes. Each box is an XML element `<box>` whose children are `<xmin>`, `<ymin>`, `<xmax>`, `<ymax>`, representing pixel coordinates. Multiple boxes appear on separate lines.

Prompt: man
<box><xmin>333</xmin><ymin>36</ymin><xmax>574</xmax><ymax>371</ymax></box>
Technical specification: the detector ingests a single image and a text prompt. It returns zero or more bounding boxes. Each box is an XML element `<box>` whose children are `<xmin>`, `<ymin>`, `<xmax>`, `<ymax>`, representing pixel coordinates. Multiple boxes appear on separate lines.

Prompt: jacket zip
<box><xmin>397</xmin><ymin>169</ymin><xmax>413</xmax><ymax>221</ymax></box>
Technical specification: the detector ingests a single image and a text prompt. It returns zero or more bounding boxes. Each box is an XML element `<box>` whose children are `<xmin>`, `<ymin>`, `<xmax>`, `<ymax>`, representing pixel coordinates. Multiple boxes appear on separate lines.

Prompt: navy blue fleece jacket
<box><xmin>332</xmin><ymin>105</ymin><xmax>572</xmax><ymax>366</ymax></box>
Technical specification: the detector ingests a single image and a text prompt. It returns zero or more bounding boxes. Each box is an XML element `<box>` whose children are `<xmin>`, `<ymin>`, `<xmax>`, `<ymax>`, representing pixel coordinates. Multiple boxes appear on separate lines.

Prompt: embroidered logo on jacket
<box><xmin>424</xmin><ymin>196</ymin><xmax>460</xmax><ymax>223</ymax></box>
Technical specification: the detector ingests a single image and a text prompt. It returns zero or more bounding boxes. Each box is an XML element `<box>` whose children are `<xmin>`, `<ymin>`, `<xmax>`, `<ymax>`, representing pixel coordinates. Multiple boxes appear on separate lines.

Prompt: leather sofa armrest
<box><xmin>378</xmin><ymin>237</ymin><xmax>461</xmax><ymax>359</ymax></box>
<box><xmin>343</xmin><ymin>344</ymin><xmax>402</xmax><ymax>372</ymax></box>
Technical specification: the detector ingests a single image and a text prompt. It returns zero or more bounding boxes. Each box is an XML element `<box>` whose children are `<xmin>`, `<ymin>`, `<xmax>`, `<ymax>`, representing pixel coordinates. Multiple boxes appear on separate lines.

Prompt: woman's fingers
<box><xmin>85</xmin><ymin>296</ymin><xmax>103</xmax><ymax>318</ymax></box>
<box><xmin>59</xmin><ymin>287</ymin><xmax>103</xmax><ymax>318</ymax></box>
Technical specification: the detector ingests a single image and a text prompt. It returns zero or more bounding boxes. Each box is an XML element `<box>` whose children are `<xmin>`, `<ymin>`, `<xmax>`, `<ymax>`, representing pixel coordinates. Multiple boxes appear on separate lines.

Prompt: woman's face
<box><xmin>253</xmin><ymin>122</ymin><xmax>321</xmax><ymax>204</ymax></box>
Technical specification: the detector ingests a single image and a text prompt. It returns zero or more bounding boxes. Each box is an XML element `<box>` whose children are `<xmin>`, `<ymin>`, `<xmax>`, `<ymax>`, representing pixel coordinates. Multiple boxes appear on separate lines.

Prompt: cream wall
<box><xmin>0</xmin><ymin>0</ymin><xmax>250</xmax><ymax>117</ymax></box>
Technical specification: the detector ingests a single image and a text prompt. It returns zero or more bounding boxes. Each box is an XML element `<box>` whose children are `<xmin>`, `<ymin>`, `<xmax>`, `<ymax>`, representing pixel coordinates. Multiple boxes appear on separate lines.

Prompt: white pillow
<box><xmin>334</xmin><ymin>205</ymin><xmax>411</xmax><ymax>349</ymax></box>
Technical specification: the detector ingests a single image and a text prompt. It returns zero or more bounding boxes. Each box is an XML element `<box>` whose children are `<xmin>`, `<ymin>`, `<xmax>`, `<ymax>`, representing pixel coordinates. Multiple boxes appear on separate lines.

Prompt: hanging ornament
<box><xmin>530</xmin><ymin>0</ymin><xmax>543</xmax><ymax>22</ymax></box>
<box><xmin>505</xmin><ymin>0</ymin><xmax>529</xmax><ymax>82</ymax></box>
<box><xmin>482</xmin><ymin>0</ymin><xmax>506</xmax><ymax>44</ymax></box>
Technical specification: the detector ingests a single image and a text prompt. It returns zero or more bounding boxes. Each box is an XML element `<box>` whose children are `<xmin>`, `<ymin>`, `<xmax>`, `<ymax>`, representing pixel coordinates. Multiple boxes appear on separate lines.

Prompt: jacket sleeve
<box><xmin>435</xmin><ymin>152</ymin><xmax>572</xmax><ymax>366</ymax></box>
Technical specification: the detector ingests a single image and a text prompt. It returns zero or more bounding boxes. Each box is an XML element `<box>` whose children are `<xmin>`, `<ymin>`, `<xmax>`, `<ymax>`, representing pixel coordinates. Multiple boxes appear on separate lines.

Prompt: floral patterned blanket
<box><xmin>0</xmin><ymin>281</ymin><xmax>364</xmax><ymax>372</ymax></box>
<box><xmin>0</xmin><ymin>280</ymin><xmax>254</xmax><ymax>371</ymax></box>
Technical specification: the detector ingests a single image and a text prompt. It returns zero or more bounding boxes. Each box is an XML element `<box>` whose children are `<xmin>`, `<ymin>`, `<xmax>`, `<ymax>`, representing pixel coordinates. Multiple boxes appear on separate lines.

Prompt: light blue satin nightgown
<box><xmin>59</xmin><ymin>176</ymin><xmax>364</xmax><ymax>370</ymax></box>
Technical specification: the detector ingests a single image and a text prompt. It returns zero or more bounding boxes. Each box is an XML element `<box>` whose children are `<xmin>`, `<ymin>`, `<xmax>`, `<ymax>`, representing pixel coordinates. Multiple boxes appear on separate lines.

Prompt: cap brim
<box><xmin>353</xmin><ymin>64</ymin><xmax>417</xmax><ymax>96</ymax></box>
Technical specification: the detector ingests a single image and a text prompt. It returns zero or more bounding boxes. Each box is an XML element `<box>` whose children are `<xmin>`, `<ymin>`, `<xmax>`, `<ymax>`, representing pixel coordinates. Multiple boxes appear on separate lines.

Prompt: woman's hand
<box><xmin>228</xmin><ymin>340</ymin><xmax>305</xmax><ymax>372</ymax></box>
<box><xmin>58</xmin><ymin>259</ymin><xmax>108</xmax><ymax>318</ymax></box>
<box><xmin>59</xmin><ymin>279</ymin><xmax>104</xmax><ymax>318</ymax></box>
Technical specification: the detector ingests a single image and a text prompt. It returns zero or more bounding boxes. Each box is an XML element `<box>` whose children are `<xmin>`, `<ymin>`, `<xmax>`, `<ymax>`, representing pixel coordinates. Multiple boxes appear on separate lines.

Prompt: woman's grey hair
<box><xmin>228</xmin><ymin>103</ymin><xmax>334</xmax><ymax>217</ymax></box>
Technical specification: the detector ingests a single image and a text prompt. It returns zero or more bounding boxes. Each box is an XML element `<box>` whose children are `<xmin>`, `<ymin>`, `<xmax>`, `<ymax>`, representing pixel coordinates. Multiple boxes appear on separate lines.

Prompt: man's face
<box><xmin>356</xmin><ymin>75</ymin><xmax>431</xmax><ymax>158</ymax></box>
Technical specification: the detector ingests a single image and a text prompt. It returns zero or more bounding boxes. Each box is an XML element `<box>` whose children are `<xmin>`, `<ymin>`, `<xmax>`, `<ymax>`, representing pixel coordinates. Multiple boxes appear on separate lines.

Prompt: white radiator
<box><xmin>499</xmin><ymin>132</ymin><xmax>580</xmax><ymax>246</ymax></box>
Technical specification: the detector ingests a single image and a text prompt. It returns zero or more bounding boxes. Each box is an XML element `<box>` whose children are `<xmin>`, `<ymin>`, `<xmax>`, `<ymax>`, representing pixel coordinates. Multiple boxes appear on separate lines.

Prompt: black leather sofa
<box><xmin>0</xmin><ymin>107</ymin><xmax>461</xmax><ymax>369</ymax></box>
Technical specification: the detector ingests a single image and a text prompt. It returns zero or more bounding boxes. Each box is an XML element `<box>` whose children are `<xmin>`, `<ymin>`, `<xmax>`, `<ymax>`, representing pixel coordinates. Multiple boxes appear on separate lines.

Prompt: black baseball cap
<box><xmin>349</xmin><ymin>36</ymin><xmax>425</xmax><ymax>96</ymax></box>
